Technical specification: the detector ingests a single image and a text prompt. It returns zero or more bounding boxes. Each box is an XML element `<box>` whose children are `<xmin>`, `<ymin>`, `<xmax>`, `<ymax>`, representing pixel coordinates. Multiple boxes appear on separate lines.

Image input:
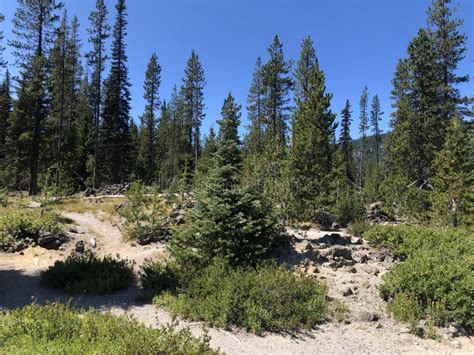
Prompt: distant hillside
<box><xmin>352</xmin><ymin>132</ymin><xmax>389</xmax><ymax>165</ymax></box>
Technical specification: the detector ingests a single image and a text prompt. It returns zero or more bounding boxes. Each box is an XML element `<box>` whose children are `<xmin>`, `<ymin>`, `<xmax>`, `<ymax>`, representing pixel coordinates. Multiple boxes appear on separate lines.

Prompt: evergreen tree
<box><xmin>171</xmin><ymin>93</ymin><xmax>279</xmax><ymax>268</ymax></box>
<box><xmin>427</xmin><ymin>0</ymin><xmax>470</xmax><ymax>125</ymax></box>
<box><xmin>370</xmin><ymin>94</ymin><xmax>383</xmax><ymax>165</ymax></box>
<box><xmin>87</xmin><ymin>0</ymin><xmax>110</xmax><ymax>188</ymax></box>
<box><xmin>0</xmin><ymin>13</ymin><xmax>5</xmax><ymax>70</ymax></box>
<box><xmin>358</xmin><ymin>85</ymin><xmax>369</xmax><ymax>188</ymax></box>
<box><xmin>76</xmin><ymin>74</ymin><xmax>94</xmax><ymax>187</ymax></box>
<box><xmin>291</xmin><ymin>36</ymin><xmax>336</xmax><ymax>218</ymax></box>
<box><xmin>244</xmin><ymin>57</ymin><xmax>265</xmax><ymax>155</ymax></box>
<box><xmin>100</xmin><ymin>0</ymin><xmax>132</xmax><ymax>184</ymax></box>
<box><xmin>262</xmin><ymin>35</ymin><xmax>292</xmax><ymax>145</ymax></box>
<box><xmin>339</xmin><ymin>99</ymin><xmax>355</xmax><ymax>184</ymax></box>
<box><xmin>194</xmin><ymin>126</ymin><xmax>217</xmax><ymax>188</ymax></box>
<box><xmin>431</xmin><ymin>117</ymin><xmax>472</xmax><ymax>227</ymax></box>
<box><xmin>181</xmin><ymin>51</ymin><xmax>205</xmax><ymax>167</ymax></box>
<box><xmin>386</xmin><ymin>29</ymin><xmax>439</xmax><ymax>182</ymax></box>
<box><xmin>9</xmin><ymin>0</ymin><xmax>63</xmax><ymax>194</ymax></box>
<box><xmin>0</xmin><ymin>71</ymin><xmax>12</xmax><ymax>183</ymax></box>
<box><xmin>137</xmin><ymin>53</ymin><xmax>161</xmax><ymax>182</ymax></box>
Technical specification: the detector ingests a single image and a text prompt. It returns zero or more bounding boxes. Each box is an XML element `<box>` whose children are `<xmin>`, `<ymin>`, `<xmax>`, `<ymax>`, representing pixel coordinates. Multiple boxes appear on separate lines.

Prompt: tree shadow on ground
<box><xmin>0</xmin><ymin>268</ymin><xmax>146</xmax><ymax>312</ymax></box>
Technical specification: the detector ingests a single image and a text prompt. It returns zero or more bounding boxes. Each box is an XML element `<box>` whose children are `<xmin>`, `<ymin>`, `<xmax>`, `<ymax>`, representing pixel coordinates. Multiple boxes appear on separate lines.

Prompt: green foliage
<box><xmin>0</xmin><ymin>303</ymin><xmax>217</xmax><ymax>354</ymax></box>
<box><xmin>0</xmin><ymin>189</ymin><xmax>7</xmax><ymax>207</ymax></box>
<box><xmin>347</xmin><ymin>220</ymin><xmax>370</xmax><ymax>237</ymax></box>
<box><xmin>41</xmin><ymin>252</ymin><xmax>134</xmax><ymax>294</ymax></box>
<box><xmin>120</xmin><ymin>181</ymin><xmax>171</xmax><ymax>244</ymax></box>
<box><xmin>0</xmin><ymin>209</ymin><xmax>64</xmax><ymax>251</ymax></box>
<box><xmin>171</xmin><ymin>94</ymin><xmax>282</xmax><ymax>268</ymax></box>
<box><xmin>140</xmin><ymin>258</ymin><xmax>178</xmax><ymax>293</ymax></box>
<box><xmin>154</xmin><ymin>260</ymin><xmax>328</xmax><ymax>334</ymax></box>
<box><xmin>365</xmin><ymin>225</ymin><xmax>473</xmax><ymax>331</ymax></box>
<box><xmin>328</xmin><ymin>299</ymin><xmax>349</xmax><ymax>323</ymax></box>
<box><xmin>387</xmin><ymin>293</ymin><xmax>422</xmax><ymax>329</ymax></box>
<box><xmin>333</xmin><ymin>190</ymin><xmax>364</xmax><ymax>226</ymax></box>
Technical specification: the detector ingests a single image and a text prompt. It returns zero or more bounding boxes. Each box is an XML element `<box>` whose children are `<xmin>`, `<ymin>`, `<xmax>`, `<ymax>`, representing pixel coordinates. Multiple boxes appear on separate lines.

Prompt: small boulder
<box><xmin>114</xmin><ymin>201</ymin><xmax>130</xmax><ymax>212</ymax></box>
<box><xmin>75</xmin><ymin>240</ymin><xmax>85</xmax><ymax>253</ymax></box>
<box><xmin>357</xmin><ymin>311</ymin><xmax>379</xmax><ymax>322</ymax></box>
<box><xmin>89</xmin><ymin>238</ymin><xmax>97</xmax><ymax>248</ymax></box>
<box><xmin>342</xmin><ymin>287</ymin><xmax>353</xmax><ymax>297</ymax></box>
<box><xmin>332</xmin><ymin>247</ymin><xmax>353</xmax><ymax>260</ymax></box>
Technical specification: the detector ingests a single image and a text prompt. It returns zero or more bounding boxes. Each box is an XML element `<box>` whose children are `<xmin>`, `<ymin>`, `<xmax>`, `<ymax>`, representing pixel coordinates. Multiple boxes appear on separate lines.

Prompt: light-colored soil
<box><xmin>0</xmin><ymin>209</ymin><xmax>472</xmax><ymax>354</ymax></box>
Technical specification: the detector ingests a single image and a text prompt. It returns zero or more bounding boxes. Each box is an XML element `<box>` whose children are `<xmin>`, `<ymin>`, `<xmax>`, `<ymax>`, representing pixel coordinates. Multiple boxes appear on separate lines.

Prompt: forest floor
<box><xmin>0</xmin><ymin>201</ymin><xmax>472</xmax><ymax>354</ymax></box>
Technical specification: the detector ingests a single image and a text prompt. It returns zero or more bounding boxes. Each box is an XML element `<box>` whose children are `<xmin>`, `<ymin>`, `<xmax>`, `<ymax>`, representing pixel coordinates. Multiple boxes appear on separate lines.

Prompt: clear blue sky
<box><xmin>1</xmin><ymin>0</ymin><xmax>473</xmax><ymax>139</ymax></box>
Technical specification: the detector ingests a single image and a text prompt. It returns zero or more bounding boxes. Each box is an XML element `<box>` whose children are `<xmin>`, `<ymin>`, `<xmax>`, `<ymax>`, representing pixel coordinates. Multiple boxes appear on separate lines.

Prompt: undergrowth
<box><xmin>365</xmin><ymin>225</ymin><xmax>473</xmax><ymax>333</ymax></box>
<box><xmin>0</xmin><ymin>303</ymin><xmax>218</xmax><ymax>354</ymax></box>
<box><xmin>41</xmin><ymin>252</ymin><xmax>134</xmax><ymax>294</ymax></box>
<box><xmin>144</xmin><ymin>259</ymin><xmax>328</xmax><ymax>334</ymax></box>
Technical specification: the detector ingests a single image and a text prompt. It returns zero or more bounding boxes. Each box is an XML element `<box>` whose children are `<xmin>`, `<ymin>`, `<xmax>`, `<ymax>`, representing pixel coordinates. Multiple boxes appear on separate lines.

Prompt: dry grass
<box><xmin>57</xmin><ymin>197</ymin><xmax>126</xmax><ymax>221</ymax></box>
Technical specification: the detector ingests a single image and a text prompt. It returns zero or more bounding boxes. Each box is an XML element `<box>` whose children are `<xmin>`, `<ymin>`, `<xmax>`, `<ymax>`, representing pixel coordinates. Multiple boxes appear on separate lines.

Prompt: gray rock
<box><xmin>75</xmin><ymin>240</ymin><xmax>85</xmax><ymax>253</ymax></box>
<box><xmin>114</xmin><ymin>201</ymin><xmax>130</xmax><ymax>212</ymax></box>
<box><xmin>318</xmin><ymin>233</ymin><xmax>351</xmax><ymax>246</ymax></box>
<box><xmin>351</xmin><ymin>237</ymin><xmax>363</xmax><ymax>245</ymax></box>
<box><xmin>342</xmin><ymin>287</ymin><xmax>353</xmax><ymax>297</ymax></box>
<box><xmin>89</xmin><ymin>238</ymin><xmax>97</xmax><ymax>248</ymax></box>
<box><xmin>357</xmin><ymin>311</ymin><xmax>379</xmax><ymax>322</ymax></box>
<box><xmin>332</xmin><ymin>247</ymin><xmax>353</xmax><ymax>260</ymax></box>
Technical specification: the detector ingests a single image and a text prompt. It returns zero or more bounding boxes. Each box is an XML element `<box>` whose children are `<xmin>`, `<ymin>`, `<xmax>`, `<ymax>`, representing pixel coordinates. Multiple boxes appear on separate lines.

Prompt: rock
<box><xmin>357</xmin><ymin>311</ymin><xmax>379</xmax><ymax>322</ymax></box>
<box><xmin>357</xmin><ymin>254</ymin><xmax>369</xmax><ymax>264</ymax></box>
<box><xmin>114</xmin><ymin>201</ymin><xmax>130</xmax><ymax>212</ymax></box>
<box><xmin>75</xmin><ymin>240</ymin><xmax>85</xmax><ymax>253</ymax></box>
<box><xmin>451</xmin><ymin>340</ymin><xmax>462</xmax><ymax>349</ymax></box>
<box><xmin>373</xmin><ymin>268</ymin><xmax>380</xmax><ymax>276</ymax></box>
<box><xmin>37</xmin><ymin>232</ymin><xmax>68</xmax><ymax>250</ymax></box>
<box><xmin>68</xmin><ymin>227</ymin><xmax>79</xmax><ymax>234</ymax></box>
<box><xmin>342</xmin><ymin>287</ymin><xmax>353</xmax><ymax>297</ymax></box>
<box><xmin>362</xmin><ymin>265</ymin><xmax>374</xmax><ymax>274</ymax></box>
<box><xmin>331</xmin><ymin>247</ymin><xmax>352</xmax><ymax>260</ymax></box>
<box><xmin>318</xmin><ymin>233</ymin><xmax>351</xmax><ymax>246</ymax></box>
<box><xmin>302</xmin><ymin>241</ymin><xmax>314</xmax><ymax>252</ymax></box>
<box><xmin>331</xmin><ymin>222</ymin><xmax>340</xmax><ymax>230</ymax></box>
<box><xmin>375</xmin><ymin>323</ymin><xmax>383</xmax><ymax>329</ymax></box>
<box><xmin>89</xmin><ymin>238</ymin><xmax>97</xmax><ymax>248</ymax></box>
<box><xmin>385</xmin><ymin>255</ymin><xmax>394</xmax><ymax>264</ymax></box>
<box><xmin>351</xmin><ymin>237</ymin><xmax>363</xmax><ymax>245</ymax></box>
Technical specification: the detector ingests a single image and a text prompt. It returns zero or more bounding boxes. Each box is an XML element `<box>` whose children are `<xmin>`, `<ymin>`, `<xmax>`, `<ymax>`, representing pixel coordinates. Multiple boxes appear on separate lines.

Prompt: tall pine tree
<box><xmin>87</xmin><ymin>0</ymin><xmax>109</xmax><ymax>188</ymax></box>
<box><xmin>291</xmin><ymin>36</ymin><xmax>336</xmax><ymax>218</ymax></box>
<box><xmin>9</xmin><ymin>0</ymin><xmax>63</xmax><ymax>194</ymax></box>
<box><xmin>137</xmin><ymin>53</ymin><xmax>161</xmax><ymax>182</ymax></box>
<box><xmin>370</xmin><ymin>94</ymin><xmax>383</xmax><ymax>166</ymax></box>
<box><xmin>100</xmin><ymin>0</ymin><xmax>132</xmax><ymax>184</ymax></box>
<box><xmin>358</xmin><ymin>85</ymin><xmax>369</xmax><ymax>188</ymax></box>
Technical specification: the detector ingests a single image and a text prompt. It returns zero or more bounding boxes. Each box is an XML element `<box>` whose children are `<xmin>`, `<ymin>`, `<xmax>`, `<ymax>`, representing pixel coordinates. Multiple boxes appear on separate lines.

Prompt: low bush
<box><xmin>120</xmin><ymin>181</ymin><xmax>172</xmax><ymax>244</ymax></box>
<box><xmin>365</xmin><ymin>225</ymin><xmax>473</xmax><ymax>332</ymax></box>
<box><xmin>153</xmin><ymin>260</ymin><xmax>328</xmax><ymax>334</ymax></box>
<box><xmin>347</xmin><ymin>220</ymin><xmax>370</xmax><ymax>237</ymax></box>
<box><xmin>0</xmin><ymin>303</ymin><xmax>217</xmax><ymax>354</ymax></box>
<box><xmin>140</xmin><ymin>258</ymin><xmax>179</xmax><ymax>293</ymax></box>
<box><xmin>0</xmin><ymin>209</ymin><xmax>64</xmax><ymax>251</ymax></box>
<box><xmin>41</xmin><ymin>252</ymin><xmax>134</xmax><ymax>294</ymax></box>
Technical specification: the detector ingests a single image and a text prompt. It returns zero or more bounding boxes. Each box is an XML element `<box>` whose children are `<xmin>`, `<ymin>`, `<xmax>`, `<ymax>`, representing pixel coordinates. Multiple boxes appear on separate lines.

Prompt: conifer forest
<box><xmin>0</xmin><ymin>1</ymin><xmax>472</xmax><ymax>354</ymax></box>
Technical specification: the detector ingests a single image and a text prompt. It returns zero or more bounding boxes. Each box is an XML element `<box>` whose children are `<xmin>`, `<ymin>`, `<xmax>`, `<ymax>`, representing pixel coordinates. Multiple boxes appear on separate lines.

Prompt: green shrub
<box><xmin>140</xmin><ymin>259</ymin><xmax>179</xmax><ymax>293</ymax></box>
<box><xmin>347</xmin><ymin>220</ymin><xmax>370</xmax><ymax>237</ymax></box>
<box><xmin>41</xmin><ymin>252</ymin><xmax>134</xmax><ymax>294</ymax></box>
<box><xmin>154</xmin><ymin>260</ymin><xmax>328</xmax><ymax>334</ymax></box>
<box><xmin>0</xmin><ymin>303</ymin><xmax>217</xmax><ymax>354</ymax></box>
<box><xmin>0</xmin><ymin>209</ymin><xmax>64</xmax><ymax>251</ymax></box>
<box><xmin>333</xmin><ymin>190</ymin><xmax>364</xmax><ymax>227</ymax></box>
<box><xmin>120</xmin><ymin>181</ymin><xmax>172</xmax><ymax>244</ymax></box>
<box><xmin>365</xmin><ymin>225</ymin><xmax>473</xmax><ymax>331</ymax></box>
<box><xmin>0</xmin><ymin>190</ymin><xmax>7</xmax><ymax>207</ymax></box>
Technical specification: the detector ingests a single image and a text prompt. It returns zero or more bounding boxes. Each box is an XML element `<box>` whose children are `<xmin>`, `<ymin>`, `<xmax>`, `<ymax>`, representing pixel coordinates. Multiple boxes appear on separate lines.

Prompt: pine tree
<box><xmin>431</xmin><ymin>117</ymin><xmax>472</xmax><ymax>227</ymax></box>
<box><xmin>290</xmin><ymin>36</ymin><xmax>336</xmax><ymax>218</ymax></box>
<box><xmin>137</xmin><ymin>53</ymin><xmax>161</xmax><ymax>182</ymax></box>
<box><xmin>386</xmin><ymin>29</ymin><xmax>439</xmax><ymax>182</ymax></box>
<box><xmin>9</xmin><ymin>0</ymin><xmax>63</xmax><ymax>195</ymax></box>
<box><xmin>100</xmin><ymin>0</ymin><xmax>132</xmax><ymax>184</ymax></box>
<box><xmin>180</xmin><ymin>51</ymin><xmax>205</xmax><ymax>168</ymax></box>
<box><xmin>0</xmin><ymin>71</ymin><xmax>12</xmax><ymax>183</ymax></box>
<box><xmin>171</xmin><ymin>93</ymin><xmax>279</xmax><ymax>268</ymax></box>
<box><xmin>244</xmin><ymin>57</ymin><xmax>265</xmax><ymax>155</ymax></box>
<box><xmin>427</xmin><ymin>0</ymin><xmax>470</xmax><ymax>127</ymax></box>
<box><xmin>194</xmin><ymin>126</ymin><xmax>217</xmax><ymax>188</ymax></box>
<box><xmin>87</xmin><ymin>0</ymin><xmax>110</xmax><ymax>188</ymax></box>
<box><xmin>339</xmin><ymin>99</ymin><xmax>355</xmax><ymax>184</ymax></box>
<box><xmin>262</xmin><ymin>35</ymin><xmax>292</xmax><ymax>145</ymax></box>
<box><xmin>358</xmin><ymin>85</ymin><xmax>369</xmax><ymax>188</ymax></box>
<box><xmin>370</xmin><ymin>94</ymin><xmax>383</xmax><ymax>165</ymax></box>
<box><xmin>0</xmin><ymin>13</ymin><xmax>5</xmax><ymax>70</ymax></box>
<box><xmin>76</xmin><ymin>74</ymin><xmax>94</xmax><ymax>187</ymax></box>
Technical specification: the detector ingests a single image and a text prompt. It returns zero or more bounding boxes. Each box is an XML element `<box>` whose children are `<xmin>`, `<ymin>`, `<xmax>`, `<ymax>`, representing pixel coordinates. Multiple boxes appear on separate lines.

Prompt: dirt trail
<box><xmin>0</xmin><ymin>212</ymin><xmax>472</xmax><ymax>354</ymax></box>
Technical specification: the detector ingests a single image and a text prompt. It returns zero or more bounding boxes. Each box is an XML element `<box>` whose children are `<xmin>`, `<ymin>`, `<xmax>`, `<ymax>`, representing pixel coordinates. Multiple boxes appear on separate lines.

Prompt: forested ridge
<box><xmin>0</xmin><ymin>0</ymin><xmax>472</xmax><ymax>227</ymax></box>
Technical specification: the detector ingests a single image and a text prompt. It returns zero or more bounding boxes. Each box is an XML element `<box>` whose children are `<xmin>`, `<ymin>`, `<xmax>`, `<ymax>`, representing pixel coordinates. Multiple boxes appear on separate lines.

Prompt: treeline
<box><xmin>0</xmin><ymin>0</ymin><xmax>472</xmax><ymax>226</ymax></box>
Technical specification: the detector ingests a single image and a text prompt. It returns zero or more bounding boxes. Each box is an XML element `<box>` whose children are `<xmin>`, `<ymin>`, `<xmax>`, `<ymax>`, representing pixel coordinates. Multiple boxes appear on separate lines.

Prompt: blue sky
<box><xmin>1</xmin><ymin>0</ymin><xmax>473</xmax><ymax>139</ymax></box>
